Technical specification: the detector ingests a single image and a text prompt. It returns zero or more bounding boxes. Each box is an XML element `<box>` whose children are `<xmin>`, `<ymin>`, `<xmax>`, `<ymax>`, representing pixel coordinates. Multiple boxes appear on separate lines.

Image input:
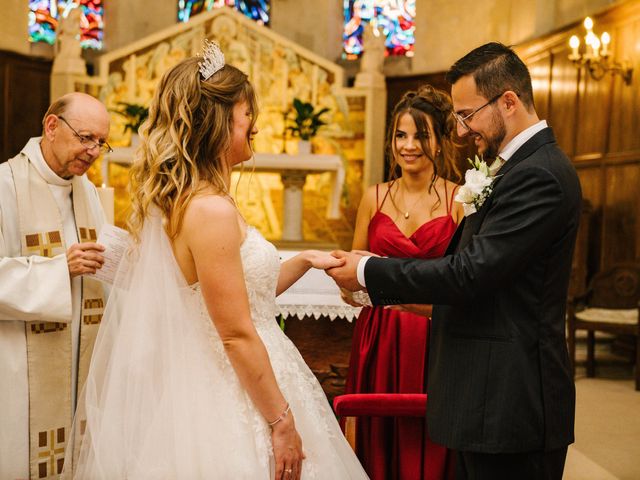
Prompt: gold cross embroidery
<box><xmin>78</xmin><ymin>227</ymin><xmax>97</xmax><ymax>243</ymax></box>
<box><xmin>25</xmin><ymin>231</ymin><xmax>63</xmax><ymax>258</ymax></box>
<box><xmin>83</xmin><ymin>298</ymin><xmax>104</xmax><ymax>325</ymax></box>
<box><xmin>30</xmin><ymin>323</ymin><xmax>67</xmax><ymax>334</ymax></box>
<box><xmin>37</xmin><ymin>427</ymin><xmax>65</xmax><ymax>478</ymax></box>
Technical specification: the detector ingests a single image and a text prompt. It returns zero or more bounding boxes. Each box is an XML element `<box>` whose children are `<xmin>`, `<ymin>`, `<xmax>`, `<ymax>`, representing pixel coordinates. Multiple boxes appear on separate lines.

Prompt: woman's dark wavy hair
<box><xmin>385</xmin><ymin>84</ymin><xmax>461</xmax><ymax>213</ymax></box>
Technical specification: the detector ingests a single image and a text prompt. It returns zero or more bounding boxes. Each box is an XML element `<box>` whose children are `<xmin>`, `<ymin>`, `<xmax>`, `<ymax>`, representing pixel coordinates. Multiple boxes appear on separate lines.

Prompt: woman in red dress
<box><xmin>343</xmin><ymin>85</ymin><xmax>463</xmax><ymax>480</ymax></box>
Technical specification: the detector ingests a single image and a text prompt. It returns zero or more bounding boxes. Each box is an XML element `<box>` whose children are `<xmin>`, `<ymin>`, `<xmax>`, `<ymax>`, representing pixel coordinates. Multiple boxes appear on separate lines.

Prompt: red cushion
<box><xmin>333</xmin><ymin>393</ymin><xmax>427</xmax><ymax>417</ymax></box>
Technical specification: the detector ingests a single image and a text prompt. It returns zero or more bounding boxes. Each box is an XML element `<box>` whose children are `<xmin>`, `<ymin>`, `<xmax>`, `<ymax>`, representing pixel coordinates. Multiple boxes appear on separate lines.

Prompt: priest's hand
<box><xmin>325</xmin><ymin>250</ymin><xmax>364</xmax><ymax>292</ymax></box>
<box><xmin>67</xmin><ymin>242</ymin><xmax>105</xmax><ymax>278</ymax></box>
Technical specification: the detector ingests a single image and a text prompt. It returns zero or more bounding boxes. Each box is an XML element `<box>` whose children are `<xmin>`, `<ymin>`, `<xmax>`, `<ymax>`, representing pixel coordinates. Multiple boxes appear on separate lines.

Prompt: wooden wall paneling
<box><xmin>547</xmin><ymin>46</ymin><xmax>580</xmax><ymax>158</ymax></box>
<box><xmin>607</xmin><ymin>17</ymin><xmax>640</xmax><ymax>153</ymax></box>
<box><xmin>0</xmin><ymin>51</ymin><xmax>51</xmax><ymax>162</ymax></box>
<box><xmin>602</xmin><ymin>163</ymin><xmax>639</xmax><ymax>265</ymax></box>
<box><xmin>528</xmin><ymin>51</ymin><xmax>552</xmax><ymax>121</ymax></box>
<box><xmin>574</xmin><ymin>60</ymin><xmax>613</xmax><ymax>158</ymax></box>
<box><xmin>576</xmin><ymin>166</ymin><xmax>604</xmax><ymax>279</ymax></box>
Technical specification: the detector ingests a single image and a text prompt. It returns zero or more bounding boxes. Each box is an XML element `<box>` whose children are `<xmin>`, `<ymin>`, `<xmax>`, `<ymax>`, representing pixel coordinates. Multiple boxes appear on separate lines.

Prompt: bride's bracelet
<box><xmin>268</xmin><ymin>403</ymin><xmax>291</xmax><ymax>427</ymax></box>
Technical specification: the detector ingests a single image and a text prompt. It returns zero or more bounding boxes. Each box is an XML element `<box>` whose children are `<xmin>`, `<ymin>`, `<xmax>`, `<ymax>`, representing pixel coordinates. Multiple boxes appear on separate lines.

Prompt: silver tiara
<box><xmin>198</xmin><ymin>39</ymin><xmax>225</xmax><ymax>81</ymax></box>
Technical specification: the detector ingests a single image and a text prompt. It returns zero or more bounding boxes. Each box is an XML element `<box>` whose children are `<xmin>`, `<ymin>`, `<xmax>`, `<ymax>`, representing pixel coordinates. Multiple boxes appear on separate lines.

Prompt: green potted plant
<box><xmin>112</xmin><ymin>102</ymin><xmax>149</xmax><ymax>146</ymax></box>
<box><xmin>287</xmin><ymin>98</ymin><xmax>329</xmax><ymax>154</ymax></box>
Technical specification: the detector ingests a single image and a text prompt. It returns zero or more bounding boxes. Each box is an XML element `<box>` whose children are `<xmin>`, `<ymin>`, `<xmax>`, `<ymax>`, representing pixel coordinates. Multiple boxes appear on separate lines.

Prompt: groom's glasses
<box><xmin>452</xmin><ymin>91</ymin><xmax>507</xmax><ymax>132</ymax></box>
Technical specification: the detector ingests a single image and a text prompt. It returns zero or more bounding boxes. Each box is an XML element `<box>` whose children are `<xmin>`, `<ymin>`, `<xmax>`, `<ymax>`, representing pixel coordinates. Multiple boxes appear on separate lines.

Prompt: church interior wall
<box><xmin>0</xmin><ymin>0</ymin><xmax>624</xmax><ymax>76</ymax></box>
<box><xmin>1</xmin><ymin>0</ymin><xmax>636</xmax><ymax>271</ymax></box>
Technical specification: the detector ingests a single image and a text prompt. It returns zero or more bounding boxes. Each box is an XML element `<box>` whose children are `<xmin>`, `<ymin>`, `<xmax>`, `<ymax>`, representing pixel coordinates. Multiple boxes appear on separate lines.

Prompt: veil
<box><xmin>64</xmin><ymin>208</ymin><xmax>229</xmax><ymax>478</ymax></box>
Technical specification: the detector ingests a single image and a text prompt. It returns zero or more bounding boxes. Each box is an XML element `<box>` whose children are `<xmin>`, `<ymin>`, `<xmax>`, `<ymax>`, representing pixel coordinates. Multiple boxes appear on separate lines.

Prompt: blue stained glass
<box><xmin>343</xmin><ymin>0</ymin><xmax>415</xmax><ymax>59</ymax></box>
<box><xmin>178</xmin><ymin>0</ymin><xmax>270</xmax><ymax>26</ymax></box>
<box><xmin>28</xmin><ymin>0</ymin><xmax>105</xmax><ymax>50</ymax></box>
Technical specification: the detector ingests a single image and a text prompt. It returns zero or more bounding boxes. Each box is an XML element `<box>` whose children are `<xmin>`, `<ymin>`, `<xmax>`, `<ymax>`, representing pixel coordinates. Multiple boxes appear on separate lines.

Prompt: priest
<box><xmin>0</xmin><ymin>92</ymin><xmax>111</xmax><ymax>479</ymax></box>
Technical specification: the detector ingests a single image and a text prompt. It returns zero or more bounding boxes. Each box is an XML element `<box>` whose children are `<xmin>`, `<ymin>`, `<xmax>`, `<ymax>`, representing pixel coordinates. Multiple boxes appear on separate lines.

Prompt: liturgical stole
<box><xmin>8</xmin><ymin>155</ymin><xmax>104</xmax><ymax>480</ymax></box>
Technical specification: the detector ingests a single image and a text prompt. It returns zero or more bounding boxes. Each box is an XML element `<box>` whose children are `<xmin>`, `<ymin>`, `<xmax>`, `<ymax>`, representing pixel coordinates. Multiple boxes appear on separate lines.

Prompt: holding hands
<box><xmin>303</xmin><ymin>249</ymin><xmax>345</xmax><ymax>270</ymax></box>
<box><xmin>324</xmin><ymin>250</ymin><xmax>367</xmax><ymax>292</ymax></box>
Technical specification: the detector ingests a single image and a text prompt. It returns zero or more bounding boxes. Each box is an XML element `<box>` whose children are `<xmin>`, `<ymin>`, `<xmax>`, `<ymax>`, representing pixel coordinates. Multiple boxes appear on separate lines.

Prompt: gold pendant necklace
<box><xmin>401</xmin><ymin>179</ymin><xmax>427</xmax><ymax>220</ymax></box>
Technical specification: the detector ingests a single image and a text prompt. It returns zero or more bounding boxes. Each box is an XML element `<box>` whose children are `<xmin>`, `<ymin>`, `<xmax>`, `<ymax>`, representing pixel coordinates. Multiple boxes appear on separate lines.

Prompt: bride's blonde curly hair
<box><xmin>128</xmin><ymin>56</ymin><xmax>257</xmax><ymax>241</ymax></box>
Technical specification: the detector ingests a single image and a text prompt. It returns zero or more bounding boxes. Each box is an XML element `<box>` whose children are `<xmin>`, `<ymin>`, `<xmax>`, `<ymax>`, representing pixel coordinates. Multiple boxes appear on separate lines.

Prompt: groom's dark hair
<box><xmin>446</xmin><ymin>42</ymin><xmax>535</xmax><ymax>112</ymax></box>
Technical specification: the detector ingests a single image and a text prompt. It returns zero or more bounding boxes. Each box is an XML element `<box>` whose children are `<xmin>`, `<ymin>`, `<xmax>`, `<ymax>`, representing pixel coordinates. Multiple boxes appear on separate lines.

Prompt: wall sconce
<box><xmin>568</xmin><ymin>16</ymin><xmax>633</xmax><ymax>85</ymax></box>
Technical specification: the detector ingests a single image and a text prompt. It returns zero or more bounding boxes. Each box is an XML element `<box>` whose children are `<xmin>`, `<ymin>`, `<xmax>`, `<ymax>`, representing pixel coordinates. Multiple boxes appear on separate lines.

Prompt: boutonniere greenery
<box><xmin>454</xmin><ymin>155</ymin><xmax>498</xmax><ymax>217</ymax></box>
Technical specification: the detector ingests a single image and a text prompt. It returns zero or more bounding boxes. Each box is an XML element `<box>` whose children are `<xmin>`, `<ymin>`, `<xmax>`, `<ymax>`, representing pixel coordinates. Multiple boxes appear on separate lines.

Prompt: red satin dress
<box><xmin>345</xmin><ymin>183</ymin><xmax>458</xmax><ymax>480</ymax></box>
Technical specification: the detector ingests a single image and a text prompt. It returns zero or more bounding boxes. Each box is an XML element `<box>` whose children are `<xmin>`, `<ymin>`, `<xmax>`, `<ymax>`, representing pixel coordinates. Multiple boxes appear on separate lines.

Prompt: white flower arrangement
<box><xmin>455</xmin><ymin>155</ymin><xmax>498</xmax><ymax>217</ymax></box>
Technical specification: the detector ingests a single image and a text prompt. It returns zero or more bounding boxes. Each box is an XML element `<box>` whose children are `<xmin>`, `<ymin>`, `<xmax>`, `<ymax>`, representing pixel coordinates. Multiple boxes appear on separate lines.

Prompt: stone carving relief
<box><xmin>95</xmin><ymin>9</ymin><xmax>367</xmax><ymax>243</ymax></box>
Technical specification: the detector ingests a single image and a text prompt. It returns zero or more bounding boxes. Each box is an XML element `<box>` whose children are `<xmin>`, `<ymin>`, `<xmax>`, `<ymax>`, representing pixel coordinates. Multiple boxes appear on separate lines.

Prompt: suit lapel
<box><xmin>454</xmin><ymin>127</ymin><xmax>558</xmax><ymax>252</ymax></box>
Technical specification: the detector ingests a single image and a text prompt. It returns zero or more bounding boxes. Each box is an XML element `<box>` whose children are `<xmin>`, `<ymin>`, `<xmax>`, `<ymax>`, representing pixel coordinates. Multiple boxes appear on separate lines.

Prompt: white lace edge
<box><xmin>276</xmin><ymin>304</ymin><xmax>361</xmax><ymax>321</ymax></box>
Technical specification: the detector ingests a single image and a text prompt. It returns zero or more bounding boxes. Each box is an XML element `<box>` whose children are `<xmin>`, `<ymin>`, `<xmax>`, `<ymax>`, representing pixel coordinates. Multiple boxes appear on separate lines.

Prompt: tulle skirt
<box><xmin>64</xmin><ymin>213</ymin><xmax>367</xmax><ymax>479</ymax></box>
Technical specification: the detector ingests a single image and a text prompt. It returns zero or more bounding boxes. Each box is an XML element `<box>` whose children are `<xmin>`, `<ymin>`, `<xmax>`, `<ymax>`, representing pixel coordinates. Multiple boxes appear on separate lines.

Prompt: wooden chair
<box><xmin>567</xmin><ymin>262</ymin><xmax>640</xmax><ymax>390</ymax></box>
<box><xmin>332</xmin><ymin>393</ymin><xmax>427</xmax><ymax>450</ymax></box>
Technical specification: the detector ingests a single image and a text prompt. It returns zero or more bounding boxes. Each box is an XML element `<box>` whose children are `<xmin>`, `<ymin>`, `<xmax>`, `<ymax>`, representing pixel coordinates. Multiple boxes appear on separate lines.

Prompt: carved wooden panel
<box><xmin>608</xmin><ymin>18</ymin><xmax>640</xmax><ymax>153</ymax></box>
<box><xmin>603</xmin><ymin>164</ymin><xmax>639</xmax><ymax>264</ymax></box>
<box><xmin>575</xmin><ymin>67</ymin><xmax>612</xmax><ymax>158</ymax></box>
<box><xmin>548</xmin><ymin>47</ymin><xmax>579</xmax><ymax>158</ymax></box>
<box><xmin>528</xmin><ymin>52</ymin><xmax>552</xmax><ymax>122</ymax></box>
<box><xmin>518</xmin><ymin>0</ymin><xmax>640</xmax><ymax>278</ymax></box>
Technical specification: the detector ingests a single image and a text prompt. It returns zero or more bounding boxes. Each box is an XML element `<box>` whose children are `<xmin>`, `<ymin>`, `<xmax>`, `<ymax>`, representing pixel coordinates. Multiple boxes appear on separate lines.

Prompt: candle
<box><xmin>569</xmin><ymin>35</ymin><xmax>580</xmax><ymax>60</ymax></box>
<box><xmin>97</xmin><ymin>184</ymin><xmax>115</xmax><ymax>224</ymax></box>
<box><xmin>601</xmin><ymin>32</ymin><xmax>610</xmax><ymax>57</ymax></box>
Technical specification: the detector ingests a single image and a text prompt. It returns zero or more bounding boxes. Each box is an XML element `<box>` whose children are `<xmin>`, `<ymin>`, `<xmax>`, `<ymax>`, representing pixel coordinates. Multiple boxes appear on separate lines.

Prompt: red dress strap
<box><xmin>378</xmin><ymin>181</ymin><xmax>395</xmax><ymax>211</ymax></box>
<box><xmin>447</xmin><ymin>184</ymin><xmax>459</xmax><ymax>215</ymax></box>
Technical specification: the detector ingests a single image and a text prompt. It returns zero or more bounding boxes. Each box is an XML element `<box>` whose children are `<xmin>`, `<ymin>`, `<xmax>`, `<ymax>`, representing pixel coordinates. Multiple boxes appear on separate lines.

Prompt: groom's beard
<box><xmin>482</xmin><ymin>110</ymin><xmax>507</xmax><ymax>161</ymax></box>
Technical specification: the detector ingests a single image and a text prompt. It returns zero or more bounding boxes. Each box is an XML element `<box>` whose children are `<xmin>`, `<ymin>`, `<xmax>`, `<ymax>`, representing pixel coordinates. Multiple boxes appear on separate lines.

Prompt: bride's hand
<box><xmin>304</xmin><ymin>250</ymin><xmax>346</xmax><ymax>270</ymax></box>
<box><xmin>271</xmin><ymin>414</ymin><xmax>305</xmax><ymax>480</ymax></box>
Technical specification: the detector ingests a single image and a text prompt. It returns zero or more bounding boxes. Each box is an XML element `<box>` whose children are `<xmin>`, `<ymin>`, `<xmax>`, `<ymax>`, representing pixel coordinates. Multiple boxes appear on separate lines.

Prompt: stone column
<box><xmin>355</xmin><ymin>24</ymin><xmax>387</xmax><ymax>187</ymax></box>
<box><xmin>50</xmin><ymin>8</ymin><xmax>86</xmax><ymax>100</ymax></box>
<box><xmin>281</xmin><ymin>170</ymin><xmax>307</xmax><ymax>241</ymax></box>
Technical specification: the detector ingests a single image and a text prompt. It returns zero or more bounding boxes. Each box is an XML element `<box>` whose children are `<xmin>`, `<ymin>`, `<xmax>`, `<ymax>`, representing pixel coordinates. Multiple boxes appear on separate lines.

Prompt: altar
<box><xmin>102</xmin><ymin>148</ymin><xmax>345</xmax><ymax>245</ymax></box>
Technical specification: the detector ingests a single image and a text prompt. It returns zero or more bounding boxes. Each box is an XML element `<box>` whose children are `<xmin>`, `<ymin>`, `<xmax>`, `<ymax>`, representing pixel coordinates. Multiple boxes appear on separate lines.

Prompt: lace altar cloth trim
<box><xmin>276</xmin><ymin>304</ymin><xmax>361</xmax><ymax>321</ymax></box>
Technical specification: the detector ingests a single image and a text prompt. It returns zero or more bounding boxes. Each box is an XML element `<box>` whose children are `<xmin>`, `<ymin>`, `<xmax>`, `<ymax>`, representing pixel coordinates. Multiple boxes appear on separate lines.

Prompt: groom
<box><xmin>328</xmin><ymin>42</ymin><xmax>581</xmax><ymax>480</ymax></box>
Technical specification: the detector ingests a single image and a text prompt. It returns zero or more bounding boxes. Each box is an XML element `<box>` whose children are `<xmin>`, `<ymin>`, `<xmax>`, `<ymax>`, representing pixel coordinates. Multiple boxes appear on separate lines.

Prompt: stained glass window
<box><xmin>178</xmin><ymin>0</ymin><xmax>270</xmax><ymax>25</ymax></box>
<box><xmin>28</xmin><ymin>1</ymin><xmax>104</xmax><ymax>49</ymax></box>
<box><xmin>343</xmin><ymin>0</ymin><xmax>415</xmax><ymax>59</ymax></box>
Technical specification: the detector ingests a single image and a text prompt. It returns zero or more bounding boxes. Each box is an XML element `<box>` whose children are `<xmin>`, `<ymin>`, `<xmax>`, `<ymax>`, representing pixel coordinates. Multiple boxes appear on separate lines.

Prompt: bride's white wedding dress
<box><xmin>66</xmin><ymin>211</ymin><xmax>368</xmax><ymax>479</ymax></box>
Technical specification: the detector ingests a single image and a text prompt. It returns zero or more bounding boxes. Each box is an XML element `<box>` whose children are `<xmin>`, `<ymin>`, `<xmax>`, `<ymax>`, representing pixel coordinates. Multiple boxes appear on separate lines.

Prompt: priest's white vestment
<box><xmin>0</xmin><ymin>137</ymin><xmax>106</xmax><ymax>479</ymax></box>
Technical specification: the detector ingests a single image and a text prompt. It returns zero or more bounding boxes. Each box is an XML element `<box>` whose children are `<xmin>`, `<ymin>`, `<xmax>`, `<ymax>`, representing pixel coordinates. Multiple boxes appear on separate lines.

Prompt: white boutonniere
<box><xmin>455</xmin><ymin>155</ymin><xmax>499</xmax><ymax>217</ymax></box>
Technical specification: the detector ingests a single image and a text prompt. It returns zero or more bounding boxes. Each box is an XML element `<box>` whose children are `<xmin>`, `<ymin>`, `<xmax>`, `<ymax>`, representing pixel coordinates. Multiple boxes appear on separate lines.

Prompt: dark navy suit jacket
<box><xmin>365</xmin><ymin>127</ymin><xmax>580</xmax><ymax>453</ymax></box>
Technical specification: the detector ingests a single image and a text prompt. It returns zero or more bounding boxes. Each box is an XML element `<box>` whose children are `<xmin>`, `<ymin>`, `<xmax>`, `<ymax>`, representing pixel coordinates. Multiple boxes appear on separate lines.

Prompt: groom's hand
<box><xmin>325</xmin><ymin>250</ymin><xmax>364</xmax><ymax>292</ymax></box>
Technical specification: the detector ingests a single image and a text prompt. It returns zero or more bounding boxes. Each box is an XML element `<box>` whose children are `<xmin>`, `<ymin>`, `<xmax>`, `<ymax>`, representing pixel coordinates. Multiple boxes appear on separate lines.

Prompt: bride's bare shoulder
<box><xmin>185</xmin><ymin>193</ymin><xmax>237</xmax><ymax>222</ymax></box>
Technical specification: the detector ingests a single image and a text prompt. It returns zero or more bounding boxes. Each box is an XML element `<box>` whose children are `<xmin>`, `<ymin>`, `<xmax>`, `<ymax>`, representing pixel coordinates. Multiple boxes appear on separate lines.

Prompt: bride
<box><xmin>65</xmin><ymin>42</ymin><xmax>368</xmax><ymax>479</ymax></box>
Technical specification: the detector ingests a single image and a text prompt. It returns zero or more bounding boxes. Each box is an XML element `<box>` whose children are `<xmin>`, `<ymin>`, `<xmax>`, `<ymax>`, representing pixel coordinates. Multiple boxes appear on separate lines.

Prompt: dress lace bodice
<box><xmin>239</xmin><ymin>227</ymin><xmax>281</xmax><ymax>323</ymax></box>
<box><xmin>188</xmin><ymin>227</ymin><xmax>280</xmax><ymax>324</ymax></box>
